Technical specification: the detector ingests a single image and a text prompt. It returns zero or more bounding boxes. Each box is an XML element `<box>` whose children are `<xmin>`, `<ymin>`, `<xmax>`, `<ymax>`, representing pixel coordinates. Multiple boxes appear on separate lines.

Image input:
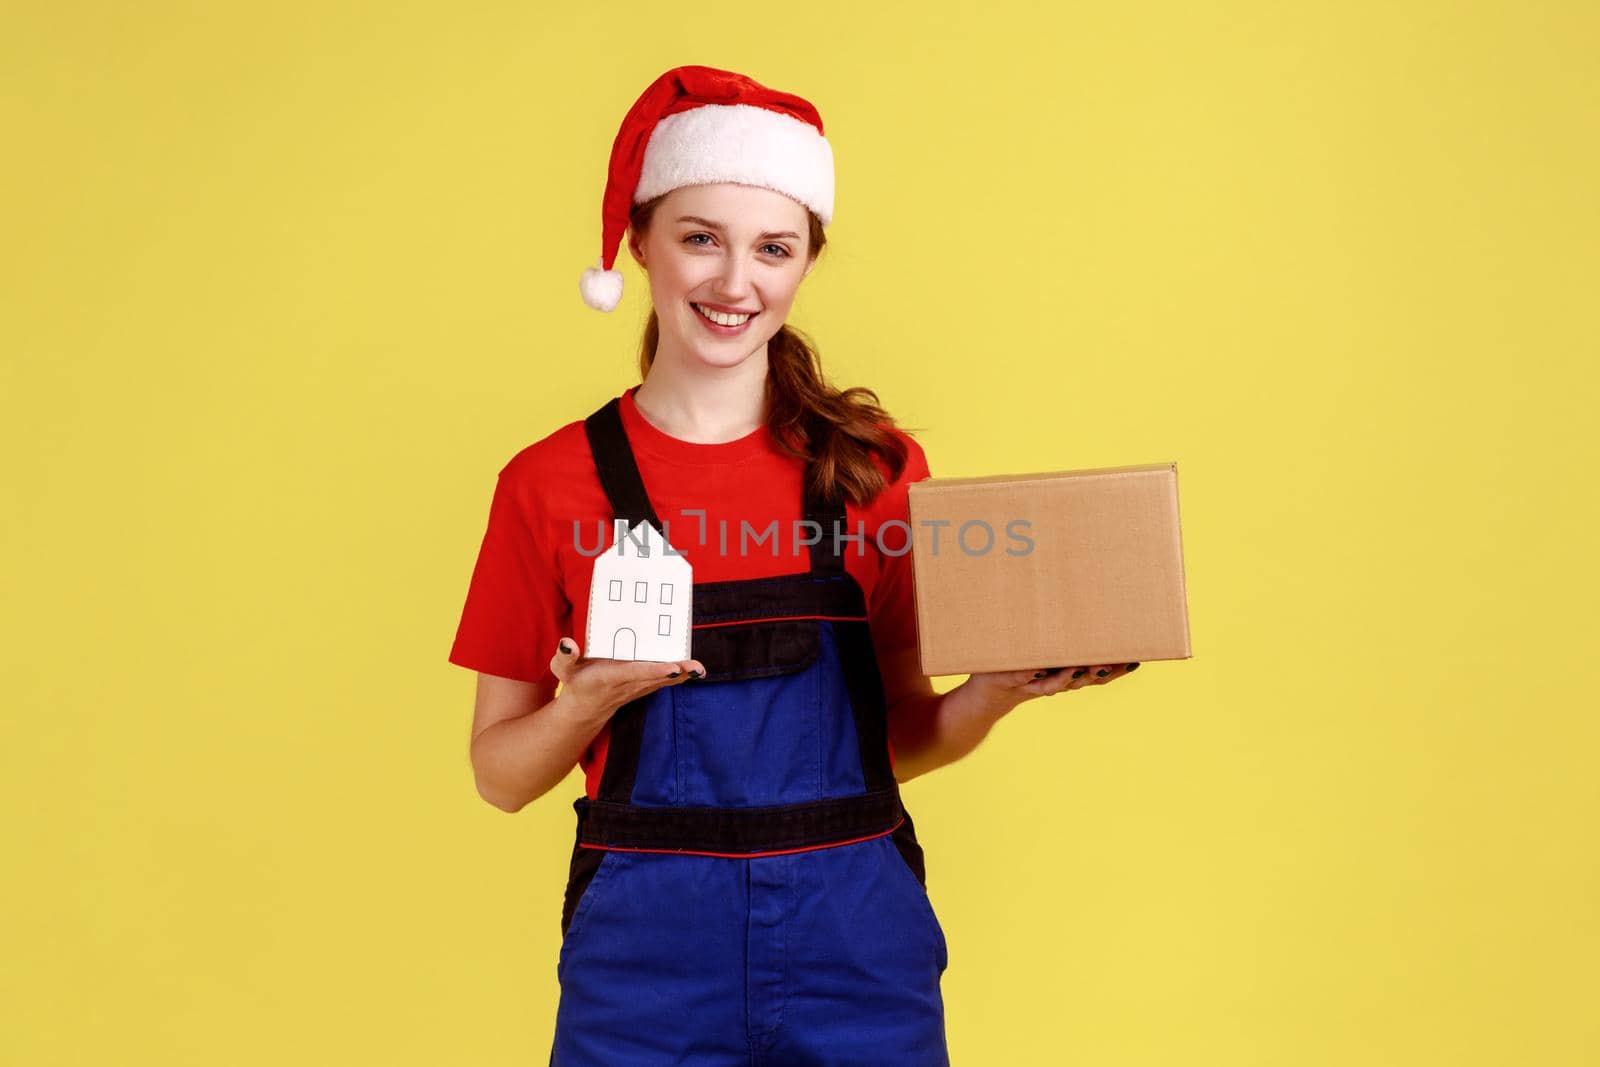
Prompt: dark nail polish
<box><xmin>1033</xmin><ymin>671</ymin><xmax>1046</xmax><ymax>678</ymax></box>
<box><xmin>666</xmin><ymin>670</ymin><xmax>680</xmax><ymax>678</ymax></box>
<box><xmin>1096</xmin><ymin>668</ymin><xmax>1110</xmax><ymax>677</ymax></box>
<box><xmin>690</xmin><ymin>669</ymin><xmax>703</xmax><ymax>679</ymax></box>
<box><xmin>1071</xmin><ymin>669</ymin><xmax>1087</xmax><ymax>678</ymax></box>
<box><xmin>559</xmin><ymin>641</ymin><xmax>571</xmax><ymax>654</ymax></box>
<box><xmin>1125</xmin><ymin>662</ymin><xmax>1140</xmax><ymax>672</ymax></box>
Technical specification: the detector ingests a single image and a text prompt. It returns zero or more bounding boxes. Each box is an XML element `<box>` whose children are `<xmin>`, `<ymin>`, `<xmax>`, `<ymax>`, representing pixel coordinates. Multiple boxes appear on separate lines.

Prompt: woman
<box><xmin>448</xmin><ymin>65</ymin><xmax>1136</xmax><ymax>1066</ymax></box>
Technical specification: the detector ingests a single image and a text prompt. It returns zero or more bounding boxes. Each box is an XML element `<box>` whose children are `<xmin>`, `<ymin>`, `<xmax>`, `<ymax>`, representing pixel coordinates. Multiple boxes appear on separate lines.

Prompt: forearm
<box><xmin>471</xmin><ymin>692</ymin><xmax>610</xmax><ymax>812</ymax></box>
<box><xmin>887</xmin><ymin>679</ymin><xmax>1021</xmax><ymax>783</ymax></box>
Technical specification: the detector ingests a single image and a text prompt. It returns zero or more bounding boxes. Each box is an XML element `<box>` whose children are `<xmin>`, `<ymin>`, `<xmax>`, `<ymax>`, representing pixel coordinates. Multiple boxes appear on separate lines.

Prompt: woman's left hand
<box><xmin>964</xmin><ymin>661</ymin><xmax>1140</xmax><ymax>710</ymax></box>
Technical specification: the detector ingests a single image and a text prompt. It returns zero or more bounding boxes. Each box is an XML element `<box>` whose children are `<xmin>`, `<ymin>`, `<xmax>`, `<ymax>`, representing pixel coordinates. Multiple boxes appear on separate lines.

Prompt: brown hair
<box><xmin>628</xmin><ymin>193</ymin><xmax>912</xmax><ymax>508</ymax></box>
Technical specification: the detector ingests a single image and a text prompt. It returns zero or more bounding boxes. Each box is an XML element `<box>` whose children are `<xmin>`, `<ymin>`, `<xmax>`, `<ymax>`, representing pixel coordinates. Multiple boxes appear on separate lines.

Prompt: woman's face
<box><xmin>628</xmin><ymin>182</ymin><xmax>815</xmax><ymax>371</ymax></box>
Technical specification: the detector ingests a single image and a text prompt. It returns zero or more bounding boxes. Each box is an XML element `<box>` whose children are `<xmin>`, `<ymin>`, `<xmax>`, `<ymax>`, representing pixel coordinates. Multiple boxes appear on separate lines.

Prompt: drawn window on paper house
<box><xmin>586</xmin><ymin>517</ymin><xmax>692</xmax><ymax>661</ymax></box>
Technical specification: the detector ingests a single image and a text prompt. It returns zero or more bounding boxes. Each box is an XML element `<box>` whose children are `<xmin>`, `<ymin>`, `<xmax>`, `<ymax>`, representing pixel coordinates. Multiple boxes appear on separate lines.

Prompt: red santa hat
<box><xmin>579</xmin><ymin>64</ymin><xmax>835</xmax><ymax>312</ymax></box>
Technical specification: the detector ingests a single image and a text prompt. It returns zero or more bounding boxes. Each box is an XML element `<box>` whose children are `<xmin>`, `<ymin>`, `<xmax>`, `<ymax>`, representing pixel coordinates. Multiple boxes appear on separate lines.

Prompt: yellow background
<box><xmin>5</xmin><ymin>2</ymin><xmax>1597</xmax><ymax>1063</ymax></box>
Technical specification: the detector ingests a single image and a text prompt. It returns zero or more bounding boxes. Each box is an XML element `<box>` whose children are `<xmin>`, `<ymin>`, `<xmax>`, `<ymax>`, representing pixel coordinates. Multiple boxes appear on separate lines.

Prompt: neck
<box><xmin>634</xmin><ymin>344</ymin><xmax>770</xmax><ymax>444</ymax></box>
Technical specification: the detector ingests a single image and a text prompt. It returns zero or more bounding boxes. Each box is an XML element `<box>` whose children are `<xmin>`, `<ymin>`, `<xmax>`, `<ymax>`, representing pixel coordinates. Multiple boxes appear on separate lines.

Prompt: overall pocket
<box><xmin>691</xmin><ymin>617</ymin><xmax>821</xmax><ymax>681</ymax></box>
<box><xmin>882</xmin><ymin>833</ymin><xmax>949</xmax><ymax>975</ymax></box>
<box><xmin>557</xmin><ymin>848</ymin><xmax>622</xmax><ymax>981</ymax></box>
<box><xmin>688</xmin><ymin>570</ymin><xmax>863</xmax><ymax>682</ymax></box>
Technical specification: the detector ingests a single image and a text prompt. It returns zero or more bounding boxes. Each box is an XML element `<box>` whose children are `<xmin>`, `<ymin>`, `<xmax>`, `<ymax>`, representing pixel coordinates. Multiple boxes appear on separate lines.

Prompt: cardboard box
<box><xmin>907</xmin><ymin>462</ymin><xmax>1192</xmax><ymax>676</ymax></box>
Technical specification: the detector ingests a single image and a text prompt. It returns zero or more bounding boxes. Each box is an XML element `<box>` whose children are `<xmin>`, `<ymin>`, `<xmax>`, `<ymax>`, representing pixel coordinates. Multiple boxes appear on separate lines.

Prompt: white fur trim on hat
<box><xmin>633</xmin><ymin>103</ymin><xmax>834</xmax><ymax>224</ymax></box>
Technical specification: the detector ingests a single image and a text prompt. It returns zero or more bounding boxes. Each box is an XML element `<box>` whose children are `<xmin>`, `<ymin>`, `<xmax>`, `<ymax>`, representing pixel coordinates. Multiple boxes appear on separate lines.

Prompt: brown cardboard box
<box><xmin>907</xmin><ymin>462</ymin><xmax>1192</xmax><ymax>676</ymax></box>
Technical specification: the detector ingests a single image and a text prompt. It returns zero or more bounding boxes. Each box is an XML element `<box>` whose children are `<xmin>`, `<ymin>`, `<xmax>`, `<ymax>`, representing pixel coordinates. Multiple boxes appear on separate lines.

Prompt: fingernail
<box><xmin>559</xmin><ymin>641</ymin><xmax>572</xmax><ymax>654</ymax></box>
<box><xmin>1125</xmin><ymin>662</ymin><xmax>1140</xmax><ymax>672</ymax></box>
<box><xmin>1071</xmin><ymin>669</ymin><xmax>1087</xmax><ymax>679</ymax></box>
<box><xmin>1033</xmin><ymin>671</ymin><xmax>1046</xmax><ymax>679</ymax></box>
<box><xmin>690</xmin><ymin>669</ymin><xmax>703</xmax><ymax>679</ymax></box>
<box><xmin>666</xmin><ymin>670</ymin><xmax>680</xmax><ymax>678</ymax></box>
<box><xmin>1096</xmin><ymin>668</ymin><xmax>1110</xmax><ymax>677</ymax></box>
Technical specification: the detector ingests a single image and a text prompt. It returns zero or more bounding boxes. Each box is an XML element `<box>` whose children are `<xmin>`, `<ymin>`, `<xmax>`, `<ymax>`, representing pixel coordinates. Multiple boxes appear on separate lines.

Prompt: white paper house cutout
<box><xmin>586</xmin><ymin>518</ymin><xmax>693</xmax><ymax>661</ymax></box>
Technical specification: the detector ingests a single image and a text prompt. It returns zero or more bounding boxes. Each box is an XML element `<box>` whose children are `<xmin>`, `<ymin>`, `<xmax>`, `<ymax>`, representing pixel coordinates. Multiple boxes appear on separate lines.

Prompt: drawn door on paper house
<box><xmin>586</xmin><ymin>518</ymin><xmax>693</xmax><ymax>662</ymax></box>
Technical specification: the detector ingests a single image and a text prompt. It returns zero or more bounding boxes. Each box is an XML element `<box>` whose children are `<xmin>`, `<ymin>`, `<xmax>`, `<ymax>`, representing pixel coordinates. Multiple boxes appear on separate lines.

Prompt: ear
<box><xmin>627</xmin><ymin>230</ymin><xmax>647</xmax><ymax>270</ymax></box>
<box><xmin>802</xmin><ymin>255</ymin><xmax>817</xmax><ymax>279</ymax></box>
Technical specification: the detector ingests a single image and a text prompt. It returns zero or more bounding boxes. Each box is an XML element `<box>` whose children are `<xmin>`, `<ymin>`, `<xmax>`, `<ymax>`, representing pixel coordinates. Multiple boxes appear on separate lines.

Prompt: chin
<box><xmin>690</xmin><ymin>343</ymin><xmax>763</xmax><ymax>370</ymax></box>
<box><xmin>673</xmin><ymin>321</ymin><xmax>777</xmax><ymax>367</ymax></box>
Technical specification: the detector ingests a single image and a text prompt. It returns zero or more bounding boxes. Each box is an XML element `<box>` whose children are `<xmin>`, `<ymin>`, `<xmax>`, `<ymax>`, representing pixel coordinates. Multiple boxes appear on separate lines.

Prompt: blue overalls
<box><xmin>549</xmin><ymin>396</ymin><xmax>950</xmax><ymax>1066</ymax></box>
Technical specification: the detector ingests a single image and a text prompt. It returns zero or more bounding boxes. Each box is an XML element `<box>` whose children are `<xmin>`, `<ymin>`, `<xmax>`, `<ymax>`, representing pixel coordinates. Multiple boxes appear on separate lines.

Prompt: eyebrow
<box><xmin>675</xmin><ymin>215</ymin><xmax>802</xmax><ymax>241</ymax></box>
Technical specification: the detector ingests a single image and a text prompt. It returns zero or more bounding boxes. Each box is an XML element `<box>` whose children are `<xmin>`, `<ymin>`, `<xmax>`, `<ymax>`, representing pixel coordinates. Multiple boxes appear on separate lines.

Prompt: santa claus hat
<box><xmin>579</xmin><ymin>64</ymin><xmax>835</xmax><ymax>312</ymax></box>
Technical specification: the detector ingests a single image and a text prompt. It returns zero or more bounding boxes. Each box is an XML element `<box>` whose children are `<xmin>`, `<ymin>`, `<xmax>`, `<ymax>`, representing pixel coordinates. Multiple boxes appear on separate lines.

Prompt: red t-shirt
<box><xmin>448</xmin><ymin>383</ymin><xmax>932</xmax><ymax>795</ymax></box>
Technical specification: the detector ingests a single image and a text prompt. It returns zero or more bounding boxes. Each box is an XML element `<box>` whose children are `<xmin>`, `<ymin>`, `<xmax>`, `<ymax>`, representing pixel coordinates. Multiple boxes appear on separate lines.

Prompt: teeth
<box><xmin>694</xmin><ymin>303</ymin><xmax>753</xmax><ymax>327</ymax></box>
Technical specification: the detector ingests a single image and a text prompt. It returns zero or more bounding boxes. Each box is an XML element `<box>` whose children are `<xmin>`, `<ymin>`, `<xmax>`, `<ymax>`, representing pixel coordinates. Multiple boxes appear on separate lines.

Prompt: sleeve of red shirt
<box><xmin>867</xmin><ymin>432</ymin><xmax>932</xmax><ymax>664</ymax></box>
<box><xmin>447</xmin><ymin>458</ymin><xmax>572</xmax><ymax>687</ymax></box>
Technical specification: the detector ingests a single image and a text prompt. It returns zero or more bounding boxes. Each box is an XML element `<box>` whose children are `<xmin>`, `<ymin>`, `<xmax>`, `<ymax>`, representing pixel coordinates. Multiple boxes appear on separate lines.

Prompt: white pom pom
<box><xmin>580</xmin><ymin>261</ymin><xmax>624</xmax><ymax>311</ymax></box>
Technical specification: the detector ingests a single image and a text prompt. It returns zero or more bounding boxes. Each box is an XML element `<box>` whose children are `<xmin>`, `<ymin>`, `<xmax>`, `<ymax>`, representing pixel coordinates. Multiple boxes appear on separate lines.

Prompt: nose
<box><xmin>711</xmin><ymin>255</ymin><xmax>753</xmax><ymax>303</ymax></box>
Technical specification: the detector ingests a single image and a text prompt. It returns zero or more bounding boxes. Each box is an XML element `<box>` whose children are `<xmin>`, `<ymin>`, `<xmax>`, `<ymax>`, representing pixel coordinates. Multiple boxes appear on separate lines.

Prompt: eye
<box><xmin>762</xmin><ymin>244</ymin><xmax>791</xmax><ymax>258</ymax></box>
<box><xmin>684</xmin><ymin>232</ymin><xmax>713</xmax><ymax>247</ymax></box>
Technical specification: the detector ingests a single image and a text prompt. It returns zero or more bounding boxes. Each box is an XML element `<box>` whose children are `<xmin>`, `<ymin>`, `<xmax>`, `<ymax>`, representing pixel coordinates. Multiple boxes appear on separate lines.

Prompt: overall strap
<box><xmin>802</xmin><ymin>479</ymin><xmax>847</xmax><ymax>576</ymax></box>
<box><xmin>582</xmin><ymin>395</ymin><xmax>662</xmax><ymax>805</ymax></box>
<box><xmin>802</xmin><ymin>475</ymin><xmax>896</xmax><ymax>791</ymax></box>
<box><xmin>582</xmin><ymin>396</ymin><xmax>665</xmax><ymax>537</ymax></box>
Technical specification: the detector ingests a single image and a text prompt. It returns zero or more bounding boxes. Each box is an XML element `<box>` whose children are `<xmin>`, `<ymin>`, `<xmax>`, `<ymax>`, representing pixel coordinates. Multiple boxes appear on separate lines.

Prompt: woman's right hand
<box><xmin>548</xmin><ymin>636</ymin><xmax>705</xmax><ymax>722</ymax></box>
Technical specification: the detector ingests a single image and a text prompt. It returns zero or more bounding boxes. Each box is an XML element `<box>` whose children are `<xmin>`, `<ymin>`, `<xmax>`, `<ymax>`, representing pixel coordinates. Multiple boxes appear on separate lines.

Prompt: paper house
<box><xmin>586</xmin><ymin>518</ymin><xmax>693</xmax><ymax>661</ymax></box>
